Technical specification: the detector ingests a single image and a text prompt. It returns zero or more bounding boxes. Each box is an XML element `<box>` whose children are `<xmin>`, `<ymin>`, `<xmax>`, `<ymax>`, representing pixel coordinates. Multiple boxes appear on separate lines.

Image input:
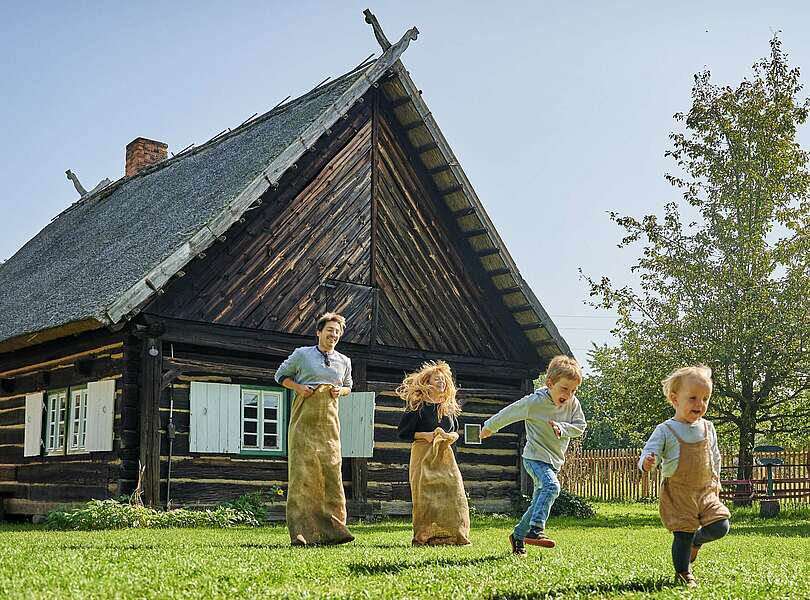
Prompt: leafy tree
<box><xmin>584</xmin><ymin>37</ymin><xmax>810</xmax><ymax>481</ymax></box>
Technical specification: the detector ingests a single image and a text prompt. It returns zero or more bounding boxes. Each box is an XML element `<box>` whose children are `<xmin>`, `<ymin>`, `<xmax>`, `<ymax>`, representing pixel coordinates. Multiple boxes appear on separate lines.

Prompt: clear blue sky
<box><xmin>2</xmin><ymin>1</ymin><xmax>809</xmax><ymax>366</ymax></box>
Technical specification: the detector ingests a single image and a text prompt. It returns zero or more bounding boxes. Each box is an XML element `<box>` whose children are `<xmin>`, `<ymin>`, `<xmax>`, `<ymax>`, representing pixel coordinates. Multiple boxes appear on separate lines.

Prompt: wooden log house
<box><xmin>0</xmin><ymin>19</ymin><xmax>571</xmax><ymax>518</ymax></box>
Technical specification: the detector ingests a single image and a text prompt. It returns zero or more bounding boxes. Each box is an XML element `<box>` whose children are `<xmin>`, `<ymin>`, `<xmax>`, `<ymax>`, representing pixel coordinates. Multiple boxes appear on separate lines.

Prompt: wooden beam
<box><xmin>0</xmin><ymin>378</ymin><xmax>14</xmax><ymax>394</ymax></box>
<box><xmin>475</xmin><ymin>247</ymin><xmax>500</xmax><ymax>257</ymax></box>
<box><xmin>440</xmin><ymin>184</ymin><xmax>463</xmax><ymax>196</ymax></box>
<box><xmin>521</xmin><ymin>322</ymin><xmax>544</xmax><ymax>331</ymax></box>
<box><xmin>401</xmin><ymin>120</ymin><xmax>424</xmax><ymax>132</ymax></box>
<box><xmin>413</xmin><ymin>141</ymin><xmax>438</xmax><ymax>154</ymax></box>
<box><xmin>388</xmin><ymin>96</ymin><xmax>412</xmax><ymax>109</ymax></box>
<box><xmin>486</xmin><ymin>267</ymin><xmax>511</xmax><ymax>277</ymax></box>
<box><xmin>428</xmin><ymin>164</ymin><xmax>452</xmax><ymax>176</ymax></box>
<box><xmin>508</xmin><ymin>304</ymin><xmax>533</xmax><ymax>313</ymax></box>
<box><xmin>463</xmin><ymin>228</ymin><xmax>488</xmax><ymax>238</ymax></box>
<box><xmin>496</xmin><ymin>286</ymin><xmax>523</xmax><ymax>295</ymax></box>
<box><xmin>139</xmin><ymin>337</ymin><xmax>162</xmax><ymax>508</ymax></box>
<box><xmin>451</xmin><ymin>206</ymin><xmax>475</xmax><ymax>218</ymax></box>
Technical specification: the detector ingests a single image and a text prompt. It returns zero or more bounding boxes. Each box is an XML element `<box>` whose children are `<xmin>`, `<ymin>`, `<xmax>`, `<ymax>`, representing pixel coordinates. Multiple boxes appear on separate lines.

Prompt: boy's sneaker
<box><xmin>523</xmin><ymin>526</ymin><xmax>556</xmax><ymax>548</ymax></box>
<box><xmin>675</xmin><ymin>571</ymin><xmax>698</xmax><ymax>587</ymax></box>
<box><xmin>509</xmin><ymin>533</ymin><xmax>527</xmax><ymax>556</ymax></box>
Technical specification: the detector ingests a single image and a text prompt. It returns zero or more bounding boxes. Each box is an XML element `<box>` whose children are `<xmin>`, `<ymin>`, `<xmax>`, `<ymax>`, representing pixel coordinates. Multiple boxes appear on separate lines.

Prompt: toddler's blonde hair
<box><xmin>661</xmin><ymin>365</ymin><xmax>713</xmax><ymax>404</ymax></box>
<box><xmin>396</xmin><ymin>360</ymin><xmax>461</xmax><ymax>421</ymax></box>
<box><xmin>545</xmin><ymin>355</ymin><xmax>583</xmax><ymax>384</ymax></box>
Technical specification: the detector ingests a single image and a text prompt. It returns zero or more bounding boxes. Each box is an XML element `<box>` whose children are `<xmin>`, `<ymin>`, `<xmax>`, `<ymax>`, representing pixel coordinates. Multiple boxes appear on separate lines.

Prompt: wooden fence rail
<box><xmin>559</xmin><ymin>448</ymin><xmax>810</xmax><ymax>503</ymax></box>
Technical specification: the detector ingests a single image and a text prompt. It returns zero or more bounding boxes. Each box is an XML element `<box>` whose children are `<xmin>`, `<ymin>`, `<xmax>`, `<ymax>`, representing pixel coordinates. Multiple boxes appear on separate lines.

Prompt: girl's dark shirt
<box><xmin>397</xmin><ymin>402</ymin><xmax>455</xmax><ymax>441</ymax></box>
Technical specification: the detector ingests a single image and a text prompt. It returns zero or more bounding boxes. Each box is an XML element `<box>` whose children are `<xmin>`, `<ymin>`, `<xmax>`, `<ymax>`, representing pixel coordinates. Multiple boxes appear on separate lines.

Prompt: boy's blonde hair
<box><xmin>545</xmin><ymin>355</ymin><xmax>583</xmax><ymax>385</ymax></box>
<box><xmin>396</xmin><ymin>361</ymin><xmax>461</xmax><ymax>421</ymax></box>
<box><xmin>316</xmin><ymin>312</ymin><xmax>346</xmax><ymax>333</ymax></box>
<box><xmin>661</xmin><ymin>365</ymin><xmax>713</xmax><ymax>403</ymax></box>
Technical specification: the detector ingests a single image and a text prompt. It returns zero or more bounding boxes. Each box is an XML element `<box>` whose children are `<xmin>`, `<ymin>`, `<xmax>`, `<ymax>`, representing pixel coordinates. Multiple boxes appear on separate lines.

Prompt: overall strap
<box><xmin>664</xmin><ymin>422</ymin><xmax>686</xmax><ymax>444</ymax></box>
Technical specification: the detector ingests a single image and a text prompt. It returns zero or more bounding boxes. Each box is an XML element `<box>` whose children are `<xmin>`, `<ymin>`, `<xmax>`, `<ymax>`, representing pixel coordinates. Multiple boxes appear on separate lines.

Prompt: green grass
<box><xmin>0</xmin><ymin>503</ymin><xmax>808</xmax><ymax>599</ymax></box>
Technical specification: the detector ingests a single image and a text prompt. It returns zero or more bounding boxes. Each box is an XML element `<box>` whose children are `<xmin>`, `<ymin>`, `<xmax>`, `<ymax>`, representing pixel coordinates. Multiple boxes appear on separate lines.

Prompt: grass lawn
<box><xmin>0</xmin><ymin>502</ymin><xmax>808</xmax><ymax>599</ymax></box>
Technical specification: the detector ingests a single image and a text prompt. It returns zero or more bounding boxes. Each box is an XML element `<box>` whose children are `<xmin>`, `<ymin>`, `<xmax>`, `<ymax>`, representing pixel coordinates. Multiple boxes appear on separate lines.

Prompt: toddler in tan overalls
<box><xmin>640</xmin><ymin>365</ymin><xmax>731</xmax><ymax>587</ymax></box>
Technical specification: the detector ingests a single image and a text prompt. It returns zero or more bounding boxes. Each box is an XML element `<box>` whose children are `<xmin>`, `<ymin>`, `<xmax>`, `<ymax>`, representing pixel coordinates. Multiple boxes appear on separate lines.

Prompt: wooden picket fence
<box><xmin>559</xmin><ymin>447</ymin><xmax>810</xmax><ymax>503</ymax></box>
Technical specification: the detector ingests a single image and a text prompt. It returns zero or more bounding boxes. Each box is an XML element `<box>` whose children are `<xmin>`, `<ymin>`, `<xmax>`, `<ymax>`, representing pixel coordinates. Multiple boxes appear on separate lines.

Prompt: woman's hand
<box><xmin>296</xmin><ymin>383</ymin><xmax>315</xmax><ymax>398</ymax></box>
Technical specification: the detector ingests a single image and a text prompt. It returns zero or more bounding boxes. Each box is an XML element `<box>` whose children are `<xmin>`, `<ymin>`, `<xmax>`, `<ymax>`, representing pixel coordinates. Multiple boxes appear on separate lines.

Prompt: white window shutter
<box><xmin>190</xmin><ymin>382</ymin><xmax>240</xmax><ymax>454</ymax></box>
<box><xmin>86</xmin><ymin>380</ymin><xmax>116</xmax><ymax>452</ymax></box>
<box><xmin>339</xmin><ymin>392</ymin><xmax>375</xmax><ymax>458</ymax></box>
<box><xmin>23</xmin><ymin>392</ymin><xmax>44</xmax><ymax>457</ymax></box>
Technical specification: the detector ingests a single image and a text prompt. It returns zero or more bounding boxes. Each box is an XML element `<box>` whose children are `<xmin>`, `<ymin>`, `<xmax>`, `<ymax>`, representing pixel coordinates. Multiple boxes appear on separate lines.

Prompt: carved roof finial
<box><xmin>66</xmin><ymin>169</ymin><xmax>88</xmax><ymax>197</ymax></box>
<box><xmin>363</xmin><ymin>9</ymin><xmax>392</xmax><ymax>50</ymax></box>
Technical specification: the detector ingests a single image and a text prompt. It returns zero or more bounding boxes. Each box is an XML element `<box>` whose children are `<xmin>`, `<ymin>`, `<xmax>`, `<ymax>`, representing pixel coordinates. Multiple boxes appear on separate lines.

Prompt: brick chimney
<box><xmin>125</xmin><ymin>137</ymin><xmax>168</xmax><ymax>177</ymax></box>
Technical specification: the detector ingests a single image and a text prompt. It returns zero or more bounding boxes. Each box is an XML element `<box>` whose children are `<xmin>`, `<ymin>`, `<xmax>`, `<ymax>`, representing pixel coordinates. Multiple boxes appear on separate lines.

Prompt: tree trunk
<box><xmin>734</xmin><ymin>393</ymin><xmax>756</xmax><ymax>506</ymax></box>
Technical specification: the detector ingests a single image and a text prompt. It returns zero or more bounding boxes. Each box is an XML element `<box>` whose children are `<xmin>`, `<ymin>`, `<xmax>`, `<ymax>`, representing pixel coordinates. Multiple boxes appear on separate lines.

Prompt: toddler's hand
<box><xmin>642</xmin><ymin>453</ymin><xmax>657</xmax><ymax>472</ymax></box>
<box><xmin>548</xmin><ymin>421</ymin><xmax>561</xmax><ymax>438</ymax></box>
<box><xmin>480</xmin><ymin>427</ymin><xmax>493</xmax><ymax>440</ymax></box>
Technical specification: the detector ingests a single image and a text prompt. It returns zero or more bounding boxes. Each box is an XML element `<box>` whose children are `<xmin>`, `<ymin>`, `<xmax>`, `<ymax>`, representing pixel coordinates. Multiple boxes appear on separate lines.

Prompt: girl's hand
<box><xmin>480</xmin><ymin>427</ymin><xmax>494</xmax><ymax>440</ymax></box>
<box><xmin>642</xmin><ymin>453</ymin><xmax>657</xmax><ymax>472</ymax></box>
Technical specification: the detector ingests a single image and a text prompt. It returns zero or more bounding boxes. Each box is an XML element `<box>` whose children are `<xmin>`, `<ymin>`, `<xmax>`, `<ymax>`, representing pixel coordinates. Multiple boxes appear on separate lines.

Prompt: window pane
<box><xmin>243</xmin><ymin>392</ymin><xmax>258</xmax><ymax>406</ymax></box>
<box><xmin>263</xmin><ymin>434</ymin><xmax>277</xmax><ymax>449</ymax></box>
<box><xmin>266</xmin><ymin>422</ymin><xmax>277</xmax><ymax>435</ymax></box>
<box><xmin>263</xmin><ymin>407</ymin><xmax>277</xmax><ymax>421</ymax></box>
<box><xmin>244</xmin><ymin>421</ymin><xmax>257</xmax><ymax>434</ymax></box>
<box><xmin>243</xmin><ymin>434</ymin><xmax>258</xmax><ymax>447</ymax></box>
<box><xmin>262</xmin><ymin>395</ymin><xmax>278</xmax><ymax>409</ymax></box>
<box><xmin>244</xmin><ymin>406</ymin><xmax>257</xmax><ymax>420</ymax></box>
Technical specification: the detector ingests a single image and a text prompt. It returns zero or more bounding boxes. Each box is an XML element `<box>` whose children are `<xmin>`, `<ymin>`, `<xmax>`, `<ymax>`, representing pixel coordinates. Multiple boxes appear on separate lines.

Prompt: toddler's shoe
<box><xmin>508</xmin><ymin>533</ymin><xmax>527</xmax><ymax>556</ymax></box>
<box><xmin>675</xmin><ymin>571</ymin><xmax>698</xmax><ymax>587</ymax></box>
<box><xmin>523</xmin><ymin>526</ymin><xmax>556</xmax><ymax>548</ymax></box>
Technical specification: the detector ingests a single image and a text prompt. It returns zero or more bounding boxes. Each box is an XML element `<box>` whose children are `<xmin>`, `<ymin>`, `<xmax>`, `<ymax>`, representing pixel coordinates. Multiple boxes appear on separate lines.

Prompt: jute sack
<box><xmin>409</xmin><ymin>427</ymin><xmax>471</xmax><ymax>545</ymax></box>
<box><xmin>286</xmin><ymin>384</ymin><xmax>353</xmax><ymax>545</ymax></box>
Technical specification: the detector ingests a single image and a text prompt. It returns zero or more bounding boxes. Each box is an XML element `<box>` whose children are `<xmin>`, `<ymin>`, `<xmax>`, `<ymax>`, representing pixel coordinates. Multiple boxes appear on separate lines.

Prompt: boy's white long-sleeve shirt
<box><xmin>638</xmin><ymin>418</ymin><xmax>722</xmax><ymax>478</ymax></box>
<box><xmin>483</xmin><ymin>387</ymin><xmax>586</xmax><ymax>470</ymax></box>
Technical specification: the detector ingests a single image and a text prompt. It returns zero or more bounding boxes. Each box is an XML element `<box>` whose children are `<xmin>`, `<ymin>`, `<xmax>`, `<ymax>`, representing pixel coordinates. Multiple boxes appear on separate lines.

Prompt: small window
<box><xmin>67</xmin><ymin>387</ymin><xmax>89</xmax><ymax>453</ymax></box>
<box><xmin>241</xmin><ymin>388</ymin><xmax>286</xmax><ymax>454</ymax></box>
<box><xmin>45</xmin><ymin>390</ymin><xmax>67</xmax><ymax>454</ymax></box>
<box><xmin>464</xmin><ymin>423</ymin><xmax>482</xmax><ymax>445</ymax></box>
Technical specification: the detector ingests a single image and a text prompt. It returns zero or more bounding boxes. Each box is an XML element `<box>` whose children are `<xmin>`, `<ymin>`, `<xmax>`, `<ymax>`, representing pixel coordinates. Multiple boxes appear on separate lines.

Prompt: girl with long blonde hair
<box><xmin>396</xmin><ymin>361</ymin><xmax>470</xmax><ymax>545</ymax></box>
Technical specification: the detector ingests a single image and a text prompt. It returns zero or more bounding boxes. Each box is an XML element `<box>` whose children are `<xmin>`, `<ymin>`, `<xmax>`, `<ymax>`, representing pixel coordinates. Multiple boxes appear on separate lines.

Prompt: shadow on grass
<box><xmin>552</xmin><ymin>514</ymin><xmax>662</xmax><ymax>529</ymax></box>
<box><xmin>487</xmin><ymin>576</ymin><xmax>675</xmax><ymax>599</ymax></box>
<box><xmin>731</xmin><ymin>523</ymin><xmax>810</xmax><ymax>538</ymax></box>
<box><xmin>348</xmin><ymin>553</ymin><xmax>507</xmax><ymax>576</ymax></box>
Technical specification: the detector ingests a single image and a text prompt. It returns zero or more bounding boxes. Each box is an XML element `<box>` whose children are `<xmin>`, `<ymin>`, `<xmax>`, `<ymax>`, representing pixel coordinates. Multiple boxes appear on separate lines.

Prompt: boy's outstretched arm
<box><xmin>554</xmin><ymin>400</ymin><xmax>586</xmax><ymax>439</ymax></box>
<box><xmin>480</xmin><ymin>394</ymin><xmax>533</xmax><ymax>440</ymax></box>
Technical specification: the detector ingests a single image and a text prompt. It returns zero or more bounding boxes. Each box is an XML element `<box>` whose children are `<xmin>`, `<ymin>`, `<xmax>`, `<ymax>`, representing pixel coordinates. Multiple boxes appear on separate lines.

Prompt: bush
<box><xmin>221</xmin><ymin>489</ymin><xmax>279</xmax><ymax>523</ymax></box>
<box><xmin>44</xmin><ymin>494</ymin><xmax>266</xmax><ymax>531</ymax></box>
<box><xmin>550</xmin><ymin>489</ymin><xmax>595</xmax><ymax>518</ymax></box>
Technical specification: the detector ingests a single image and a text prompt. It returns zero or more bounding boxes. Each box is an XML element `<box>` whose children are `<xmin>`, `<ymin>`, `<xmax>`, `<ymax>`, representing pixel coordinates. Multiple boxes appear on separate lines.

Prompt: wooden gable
<box><xmin>147</xmin><ymin>103</ymin><xmax>376</xmax><ymax>345</ymax></box>
<box><xmin>370</xmin><ymin>105</ymin><xmax>530</xmax><ymax>361</ymax></box>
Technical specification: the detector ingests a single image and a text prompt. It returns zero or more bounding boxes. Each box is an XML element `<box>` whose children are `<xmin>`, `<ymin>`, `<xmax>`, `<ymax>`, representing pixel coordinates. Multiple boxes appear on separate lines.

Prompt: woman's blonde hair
<box><xmin>396</xmin><ymin>360</ymin><xmax>461</xmax><ymax>421</ymax></box>
<box><xmin>661</xmin><ymin>365</ymin><xmax>713</xmax><ymax>403</ymax></box>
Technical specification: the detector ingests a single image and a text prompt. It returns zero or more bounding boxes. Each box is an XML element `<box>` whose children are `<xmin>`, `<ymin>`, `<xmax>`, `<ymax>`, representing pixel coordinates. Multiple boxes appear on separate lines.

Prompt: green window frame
<box><xmin>44</xmin><ymin>389</ymin><xmax>67</xmax><ymax>455</ymax></box>
<box><xmin>240</xmin><ymin>386</ymin><xmax>288</xmax><ymax>457</ymax></box>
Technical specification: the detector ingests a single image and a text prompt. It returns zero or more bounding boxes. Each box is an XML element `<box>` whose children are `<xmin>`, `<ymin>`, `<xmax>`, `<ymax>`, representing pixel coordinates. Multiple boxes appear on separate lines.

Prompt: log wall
<box><xmin>0</xmin><ymin>331</ymin><xmax>126</xmax><ymax>515</ymax></box>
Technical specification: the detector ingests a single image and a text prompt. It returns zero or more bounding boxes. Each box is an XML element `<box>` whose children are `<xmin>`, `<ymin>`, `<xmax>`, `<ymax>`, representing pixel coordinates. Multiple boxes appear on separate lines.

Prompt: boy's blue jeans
<box><xmin>514</xmin><ymin>458</ymin><xmax>561</xmax><ymax>540</ymax></box>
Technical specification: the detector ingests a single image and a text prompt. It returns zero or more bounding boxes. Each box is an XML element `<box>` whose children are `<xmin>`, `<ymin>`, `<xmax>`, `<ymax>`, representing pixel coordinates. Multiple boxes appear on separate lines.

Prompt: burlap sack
<box><xmin>286</xmin><ymin>384</ymin><xmax>353</xmax><ymax>545</ymax></box>
<box><xmin>409</xmin><ymin>427</ymin><xmax>471</xmax><ymax>545</ymax></box>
